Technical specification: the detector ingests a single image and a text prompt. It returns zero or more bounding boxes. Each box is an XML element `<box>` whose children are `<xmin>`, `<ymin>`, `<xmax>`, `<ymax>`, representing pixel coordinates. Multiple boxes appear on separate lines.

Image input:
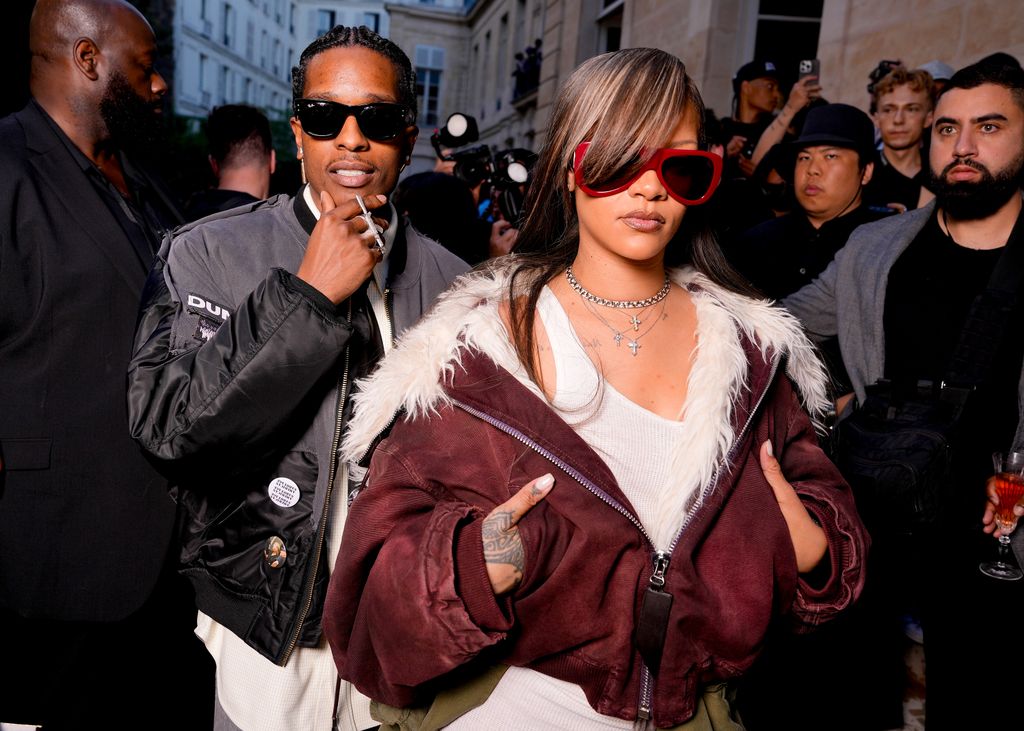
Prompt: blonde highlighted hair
<box><xmin>514</xmin><ymin>48</ymin><xmax>706</xmax><ymax>258</ymax></box>
<box><xmin>503</xmin><ymin>48</ymin><xmax>755</xmax><ymax>387</ymax></box>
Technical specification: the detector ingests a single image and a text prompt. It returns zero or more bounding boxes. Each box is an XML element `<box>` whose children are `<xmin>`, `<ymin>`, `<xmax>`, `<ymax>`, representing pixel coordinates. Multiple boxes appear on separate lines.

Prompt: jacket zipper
<box><xmin>450</xmin><ymin>354</ymin><xmax>782</xmax><ymax>720</ymax></box>
<box><xmin>450</xmin><ymin>398</ymin><xmax>653</xmax><ymax>542</ymax></box>
<box><xmin>279</xmin><ymin>303</ymin><xmax>354</xmax><ymax>666</ymax></box>
<box><xmin>382</xmin><ymin>286</ymin><xmax>394</xmax><ymax>345</ymax></box>
<box><xmin>636</xmin><ymin>354</ymin><xmax>781</xmax><ymax>719</ymax></box>
<box><xmin>350</xmin><ymin>286</ymin><xmax>397</xmax><ymax>477</ymax></box>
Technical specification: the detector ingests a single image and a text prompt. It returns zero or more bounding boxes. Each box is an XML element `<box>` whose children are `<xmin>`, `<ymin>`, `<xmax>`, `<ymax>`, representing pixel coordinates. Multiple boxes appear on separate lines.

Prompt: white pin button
<box><xmin>268</xmin><ymin>477</ymin><xmax>300</xmax><ymax>508</ymax></box>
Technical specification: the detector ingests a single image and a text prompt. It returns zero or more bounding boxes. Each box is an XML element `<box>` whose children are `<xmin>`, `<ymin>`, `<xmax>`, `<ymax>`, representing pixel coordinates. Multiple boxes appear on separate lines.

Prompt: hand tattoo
<box><xmin>482</xmin><ymin>509</ymin><xmax>525</xmax><ymax>581</ymax></box>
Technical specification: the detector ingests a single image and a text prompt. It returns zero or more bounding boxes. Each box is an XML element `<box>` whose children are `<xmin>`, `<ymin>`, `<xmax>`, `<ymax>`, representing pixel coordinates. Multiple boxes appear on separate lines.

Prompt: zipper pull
<box><xmin>636</xmin><ymin>551</ymin><xmax>673</xmax><ymax>675</ymax></box>
<box><xmin>649</xmin><ymin>551</ymin><xmax>670</xmax><ymax>588</ymax></box>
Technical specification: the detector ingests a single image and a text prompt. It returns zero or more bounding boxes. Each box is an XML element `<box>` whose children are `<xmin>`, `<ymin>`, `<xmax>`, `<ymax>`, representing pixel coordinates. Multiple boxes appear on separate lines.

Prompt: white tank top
<box><xmin>445</xmin><ymin>287</ymin><xmax>691</xmax><ymax>730</ymax></box>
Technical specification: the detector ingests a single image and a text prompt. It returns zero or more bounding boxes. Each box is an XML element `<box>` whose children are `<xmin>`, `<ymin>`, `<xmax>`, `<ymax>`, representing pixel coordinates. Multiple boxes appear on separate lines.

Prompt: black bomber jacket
<box><xmin>126</xmin><ymin>193</ymin><xmax>467</xmax><ymax>664</ymax></box>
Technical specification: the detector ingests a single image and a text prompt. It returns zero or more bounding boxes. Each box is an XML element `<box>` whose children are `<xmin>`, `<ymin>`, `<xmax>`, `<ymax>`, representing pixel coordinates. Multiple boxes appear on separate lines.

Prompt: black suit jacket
<box><xmin>0</xmin><ymin>102</ymin><xmax>179</xmax><ymax>621</ymax></box>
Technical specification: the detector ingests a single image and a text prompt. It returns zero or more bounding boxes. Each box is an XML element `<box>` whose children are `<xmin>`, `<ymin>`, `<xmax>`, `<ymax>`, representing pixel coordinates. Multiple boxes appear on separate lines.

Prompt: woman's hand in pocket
<box><xmin>759</xmin><ymin>441</ymin><xmax>828</xmax><ymax>573</ymax></box>
<box><xmin>482</xmin><ymin>474</ymin><xmax>555</xmax><ymax>595</ymax></box>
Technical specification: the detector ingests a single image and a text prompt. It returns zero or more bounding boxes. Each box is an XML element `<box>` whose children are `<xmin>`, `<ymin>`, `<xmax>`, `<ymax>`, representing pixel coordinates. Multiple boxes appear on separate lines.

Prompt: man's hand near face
<box><xmin>296</xmin><ymin>190</ymin><xmax>388</xmax><ymax>304</ymax></box>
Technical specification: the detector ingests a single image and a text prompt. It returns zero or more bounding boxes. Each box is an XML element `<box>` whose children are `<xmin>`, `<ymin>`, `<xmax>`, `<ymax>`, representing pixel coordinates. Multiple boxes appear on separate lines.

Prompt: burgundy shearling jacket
<box><xmin>324</xmin><ymin>265</ymin><xmax>868</xmax><ymax>729</ymax></box>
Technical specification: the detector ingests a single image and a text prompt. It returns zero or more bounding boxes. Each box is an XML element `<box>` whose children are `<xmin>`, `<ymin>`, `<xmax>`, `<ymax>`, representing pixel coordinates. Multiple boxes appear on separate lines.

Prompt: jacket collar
<box><xmin>18</xmin><ymin>101</ymin><xmax>160</xmax><ymax>290</ymax></box>
<box><xmin>342</xmin><ymin>261</ymin><xmax>830</xmax><ymax>545</ymax></box>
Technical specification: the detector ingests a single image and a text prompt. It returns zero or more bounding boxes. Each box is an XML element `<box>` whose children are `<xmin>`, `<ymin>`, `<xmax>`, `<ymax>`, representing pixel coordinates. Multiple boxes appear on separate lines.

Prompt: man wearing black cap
<box><xmin>730</xmin><ymin>102</ymin><xmax>882</xmax><ymax>300</ymax></box>
<box><xmin>722</xmin><ymin>60</ymin><xmax>783</xmax><ymax>179</ymax></box>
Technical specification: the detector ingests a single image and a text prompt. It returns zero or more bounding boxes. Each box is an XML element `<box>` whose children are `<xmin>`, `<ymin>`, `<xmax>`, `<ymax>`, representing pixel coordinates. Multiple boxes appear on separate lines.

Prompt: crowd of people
<box><xmin>1</xmin><ymin>1</ymin><xmax>1022</xmax><ymax>730</ymax></box>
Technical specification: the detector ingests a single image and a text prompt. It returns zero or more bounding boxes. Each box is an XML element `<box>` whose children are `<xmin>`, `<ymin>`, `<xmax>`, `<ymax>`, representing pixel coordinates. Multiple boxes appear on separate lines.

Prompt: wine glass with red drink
<box><xmin>980</xmin><ymin>451</ymin><xmax>1024</xmax><ymax>581</ymax></box>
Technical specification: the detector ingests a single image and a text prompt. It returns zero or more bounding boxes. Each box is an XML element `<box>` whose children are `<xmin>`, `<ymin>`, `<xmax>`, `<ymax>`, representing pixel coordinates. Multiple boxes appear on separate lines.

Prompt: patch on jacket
<box><xmin>186</xmin><ymin>293</ymin><xmax>231</xmax><ymax>343</ymax></box>
<box><xmin>186</xmin><ymin>293</ymin><xmax>231</xmax><ymax>322</ymax></box>
<box><xmin>194</xmin><ymin>316</ymin><xmax>221</xmax><ymax>343</ymax></box>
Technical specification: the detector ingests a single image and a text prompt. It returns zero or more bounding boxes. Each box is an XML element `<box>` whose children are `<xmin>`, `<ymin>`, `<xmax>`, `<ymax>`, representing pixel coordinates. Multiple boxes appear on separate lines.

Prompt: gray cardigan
<box><xmin>783</xmin><ymin>200</ymin><xmax>1024</xmax><ymax>449</ymax></box>
<box><xmin>782</xmin><ymin>201</ymin><xmax>1024</xmax><ymax>558</ymax></box>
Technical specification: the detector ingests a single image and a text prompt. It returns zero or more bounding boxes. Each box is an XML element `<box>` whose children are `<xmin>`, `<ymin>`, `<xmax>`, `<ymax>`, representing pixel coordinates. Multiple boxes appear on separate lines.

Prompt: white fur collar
<box><xmin>342</xmin><ymin>261</ymin><xmax>830</xmax><ymax>545</ymax></box>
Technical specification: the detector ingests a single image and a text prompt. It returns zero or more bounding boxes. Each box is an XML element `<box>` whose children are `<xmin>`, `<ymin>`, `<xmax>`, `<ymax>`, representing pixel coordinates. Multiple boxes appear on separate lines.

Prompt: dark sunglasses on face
<box><xmin>294</xmin><ymin>99</ymin><xmax>414</xmax><ymax>141</ymax></box>
<box><xmin>572</xmin><ymin>141</ymin><xmax>723</xmax><ymax>206</ymax></box>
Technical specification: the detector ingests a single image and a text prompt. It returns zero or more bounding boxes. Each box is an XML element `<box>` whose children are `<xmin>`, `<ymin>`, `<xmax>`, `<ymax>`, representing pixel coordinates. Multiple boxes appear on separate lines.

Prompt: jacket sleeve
<box><xmin>774</xmin><ymin>380</ymin><xmax>869</xmax><ymax>631</ymax></box>
<box><xmin>781</xmin><ymin>256</ymin><xmax>840</xmax><ymax>343</ymax></box>
<box><xmin>324</xmin><ymin>436</ymin><xmax>516</xmax><ymax>708</ymax></box>
<box><xmin>127</xmin><ymin>232</ymin><xmax>355</xmax><ymax>472</ymax></box>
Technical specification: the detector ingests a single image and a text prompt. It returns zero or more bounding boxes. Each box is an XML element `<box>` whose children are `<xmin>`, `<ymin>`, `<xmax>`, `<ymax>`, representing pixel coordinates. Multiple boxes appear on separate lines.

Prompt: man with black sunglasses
<box><xmin>126</xmin><ymin>25</ymin><xmax>467</xmax><ymax>731</ymax></box>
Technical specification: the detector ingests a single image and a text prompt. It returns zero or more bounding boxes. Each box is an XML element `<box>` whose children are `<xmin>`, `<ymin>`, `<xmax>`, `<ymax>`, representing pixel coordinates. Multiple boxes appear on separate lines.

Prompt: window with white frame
<box><xmin>414</xmin><ymin>45</ymin><xmax>444</xmax><ymax>127</ymax></box>
<box><xmin>496</xmin><ymin>13</ymin><xmax>508</xmax><ymax>110</ymax></box>
<box><xmin>598</xmin><ymin>0</ymin><xmax>623</xmax><ymax>54</ymax></box>
<box><xmin>219</xmin><ymin>65</ymin><xmax>229</xmax><ymax>104</ymax></box>
<box><xmin>199</xmin><ymin>53</ymin><xmax>209</xmax><ymax>105</ymax></box>
<box><xmin>316</xmin><ymin>9</ymin><xmax>335</xmax><ymax>38</ymax></box>
<box><xmin>222</xmin><ymin>3</ymin><xmax>233</xmax><ymax>47</ymax></box>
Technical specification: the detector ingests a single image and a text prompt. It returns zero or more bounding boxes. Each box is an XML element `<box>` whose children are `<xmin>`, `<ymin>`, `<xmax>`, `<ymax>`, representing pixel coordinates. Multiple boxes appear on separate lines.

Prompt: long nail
<box><xmin>534</xmin><ymin>473</ymin><xmax>554</xmax><ymax>492</ymax></box>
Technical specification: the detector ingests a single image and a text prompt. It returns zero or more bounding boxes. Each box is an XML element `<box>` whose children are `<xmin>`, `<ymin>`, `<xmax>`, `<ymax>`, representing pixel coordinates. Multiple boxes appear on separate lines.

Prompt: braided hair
<box><xmin>291</xmin><ymin>25</ymin><xmax>417</xmax><ymax>117</ymax></box>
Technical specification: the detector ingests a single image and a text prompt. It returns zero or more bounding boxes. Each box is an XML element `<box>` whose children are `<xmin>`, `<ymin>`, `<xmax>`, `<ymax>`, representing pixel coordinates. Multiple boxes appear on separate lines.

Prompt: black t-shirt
<box><xmin>863</xmin><ymin>154</ymin><xmax>930</xmax><ymax>212</ymax></box>
<box><xmin>732</xmin><ymin>205</ymin><xmax>887</xmax><ymax>395</ymax></box>
<box><xmin>884</xmin><ymin>210</ymin><xmax>1024</xmax><ymax>514</ymax></box>
<box><xmin>184</xmin><ymin>188</ymin><xmax>261</xmax><ymax>222</ymax></box>
<box><xmin>732</xmin><ymin>205</ymin><xmax>885</xmax><ymax>300</ymax></box>
<box><xmin>720</xmin><ymin>117</ymin><xmax>772</xmax><ymax>180</ymax></box>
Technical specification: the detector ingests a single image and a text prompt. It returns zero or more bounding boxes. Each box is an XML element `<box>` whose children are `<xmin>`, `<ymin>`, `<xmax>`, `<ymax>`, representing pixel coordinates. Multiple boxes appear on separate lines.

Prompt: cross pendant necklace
<box><xmin>578</xmin><ymin>295</ymin><xmax>667</xmax><ymax>357</ymax></box>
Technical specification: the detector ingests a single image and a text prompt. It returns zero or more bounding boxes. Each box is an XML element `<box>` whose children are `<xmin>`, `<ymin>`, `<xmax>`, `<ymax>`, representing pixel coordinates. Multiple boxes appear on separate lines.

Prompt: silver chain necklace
<box><xmin>565</xmin><ymin>266</ymin><xmax>671</xmax><ymax>309</ymax></box>
<box><xmin>580</xmin><ymin>296</ymin><xmax>668</xmax><ymax>356</ymax></box>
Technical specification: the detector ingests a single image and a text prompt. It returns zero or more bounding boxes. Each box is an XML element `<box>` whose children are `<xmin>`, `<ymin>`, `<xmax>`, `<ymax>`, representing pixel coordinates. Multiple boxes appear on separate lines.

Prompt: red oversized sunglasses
<box><xmin>572</xmin><ymin>142</ymin><xmax>722</xmax><ymax>206</ymax></box>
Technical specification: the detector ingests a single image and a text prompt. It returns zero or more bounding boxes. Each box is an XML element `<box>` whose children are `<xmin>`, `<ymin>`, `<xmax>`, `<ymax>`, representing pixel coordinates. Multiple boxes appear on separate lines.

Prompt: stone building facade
<box><xmin>389</xmin><ymin>0</ymin><xmax>1024</xmax><ymax>174</ymax></box>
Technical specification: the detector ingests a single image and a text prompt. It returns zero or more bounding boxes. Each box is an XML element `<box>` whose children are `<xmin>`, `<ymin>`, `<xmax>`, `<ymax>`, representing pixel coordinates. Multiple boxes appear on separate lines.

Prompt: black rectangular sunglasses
<box><xmin>294</xmin><ymin>99</ymin><xmax>414</xmax><ymax>141</ymax></box>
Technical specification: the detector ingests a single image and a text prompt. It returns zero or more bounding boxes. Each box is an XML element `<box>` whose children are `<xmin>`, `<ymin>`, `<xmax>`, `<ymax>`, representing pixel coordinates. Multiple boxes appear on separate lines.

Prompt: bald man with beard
<box><xmin>0</xmin><ymin>1</ymin><xmax>210</xmax><ymax>727</ymax></box>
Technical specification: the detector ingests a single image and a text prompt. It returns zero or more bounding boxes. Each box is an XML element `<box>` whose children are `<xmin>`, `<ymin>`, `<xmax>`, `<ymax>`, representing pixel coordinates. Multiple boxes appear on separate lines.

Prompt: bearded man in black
<box><xmin>778</xmin><ymin>58</ymin><xmax>1024</xmax><ymax>730</ymax></box>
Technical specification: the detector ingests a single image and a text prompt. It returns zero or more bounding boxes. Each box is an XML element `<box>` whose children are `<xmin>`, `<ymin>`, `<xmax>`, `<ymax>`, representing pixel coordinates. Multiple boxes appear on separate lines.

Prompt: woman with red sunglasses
<box><xmin>325</xmin><ymin>48</ymin><xmax>867</xmax><ymax>730</ymax></box>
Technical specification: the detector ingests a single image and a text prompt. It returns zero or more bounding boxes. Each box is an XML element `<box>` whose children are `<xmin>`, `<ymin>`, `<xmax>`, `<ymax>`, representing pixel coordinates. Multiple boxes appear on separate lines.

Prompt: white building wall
<box><xmin>173</xmin><ymin>0</ymin><xmax>296</xmax><ymax>121</ymax></box>
<box><xmin>292</xmin><ymin>0</ymin><xmax>392</xmax><ymax>70</ymax></box>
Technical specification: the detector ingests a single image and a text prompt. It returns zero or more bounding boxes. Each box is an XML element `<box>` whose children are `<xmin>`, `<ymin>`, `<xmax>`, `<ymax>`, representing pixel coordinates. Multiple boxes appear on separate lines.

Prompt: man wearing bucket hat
<box><xmin>730</xmin><ymin>102</ymin><xmax>883</xmax><ymax>300</ymax></box>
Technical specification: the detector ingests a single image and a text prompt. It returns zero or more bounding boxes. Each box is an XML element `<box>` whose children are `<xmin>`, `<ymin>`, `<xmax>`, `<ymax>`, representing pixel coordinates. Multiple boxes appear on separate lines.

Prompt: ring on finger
<box><xmin>363</xmin><ymin>231</ymin><xmax>385</xmax><ymax>257</ymax></box>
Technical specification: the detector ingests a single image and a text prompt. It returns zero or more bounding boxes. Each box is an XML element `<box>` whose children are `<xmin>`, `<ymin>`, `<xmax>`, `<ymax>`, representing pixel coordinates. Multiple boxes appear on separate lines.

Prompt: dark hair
<box><xmin>866</xmin><ymin>59</ymin><xmax>902</xmax><ymax>98</ymax></box>
<box><xmin>976</xmin><ymin>52</ymin><xmax>1022</xmax><ymax>72</ymax></box>
<box><xmin>291</xmin><ymin>25</ymin><xmax>417</xmax><ymax>117</ymax></box>
<box><xmin>942</xmin><ymin>57</ymin><xmax>1024</xmax><ymax>112</ymax></box>
<box><xmin>702</xmin><ymin>108</ymin><xmax>727</xmax><ymax>148</ymax></box>
<box><xmin>505</xmin><ymin>48</ymin><xmax>758</xmax><ymax>387</ymax></box>
<box><xmin>206</xmin><ymin>104</ymin><xmax>272</xmax><ymax>167</ymax></box>
<box><xmin>395</xmin><ymin>172</ymin><xmax>489</xmax><ymax>264</ymax></box>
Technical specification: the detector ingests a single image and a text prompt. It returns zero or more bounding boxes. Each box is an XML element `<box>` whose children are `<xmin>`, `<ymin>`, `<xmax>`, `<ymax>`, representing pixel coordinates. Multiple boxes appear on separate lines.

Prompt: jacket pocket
<box><xmin>1</xmin><ymin>437</ymin><xmax>52</xmax><ymax>470</ymax></box>
<box><xmin>0</xmin><ymin>437</ymin><xmax>56</xmax><ymax>495</ymax></box>
<box><xmin>176</xmin><ymin>449</ymin><xmax>319</xmax><ymax>599</ymax></box>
